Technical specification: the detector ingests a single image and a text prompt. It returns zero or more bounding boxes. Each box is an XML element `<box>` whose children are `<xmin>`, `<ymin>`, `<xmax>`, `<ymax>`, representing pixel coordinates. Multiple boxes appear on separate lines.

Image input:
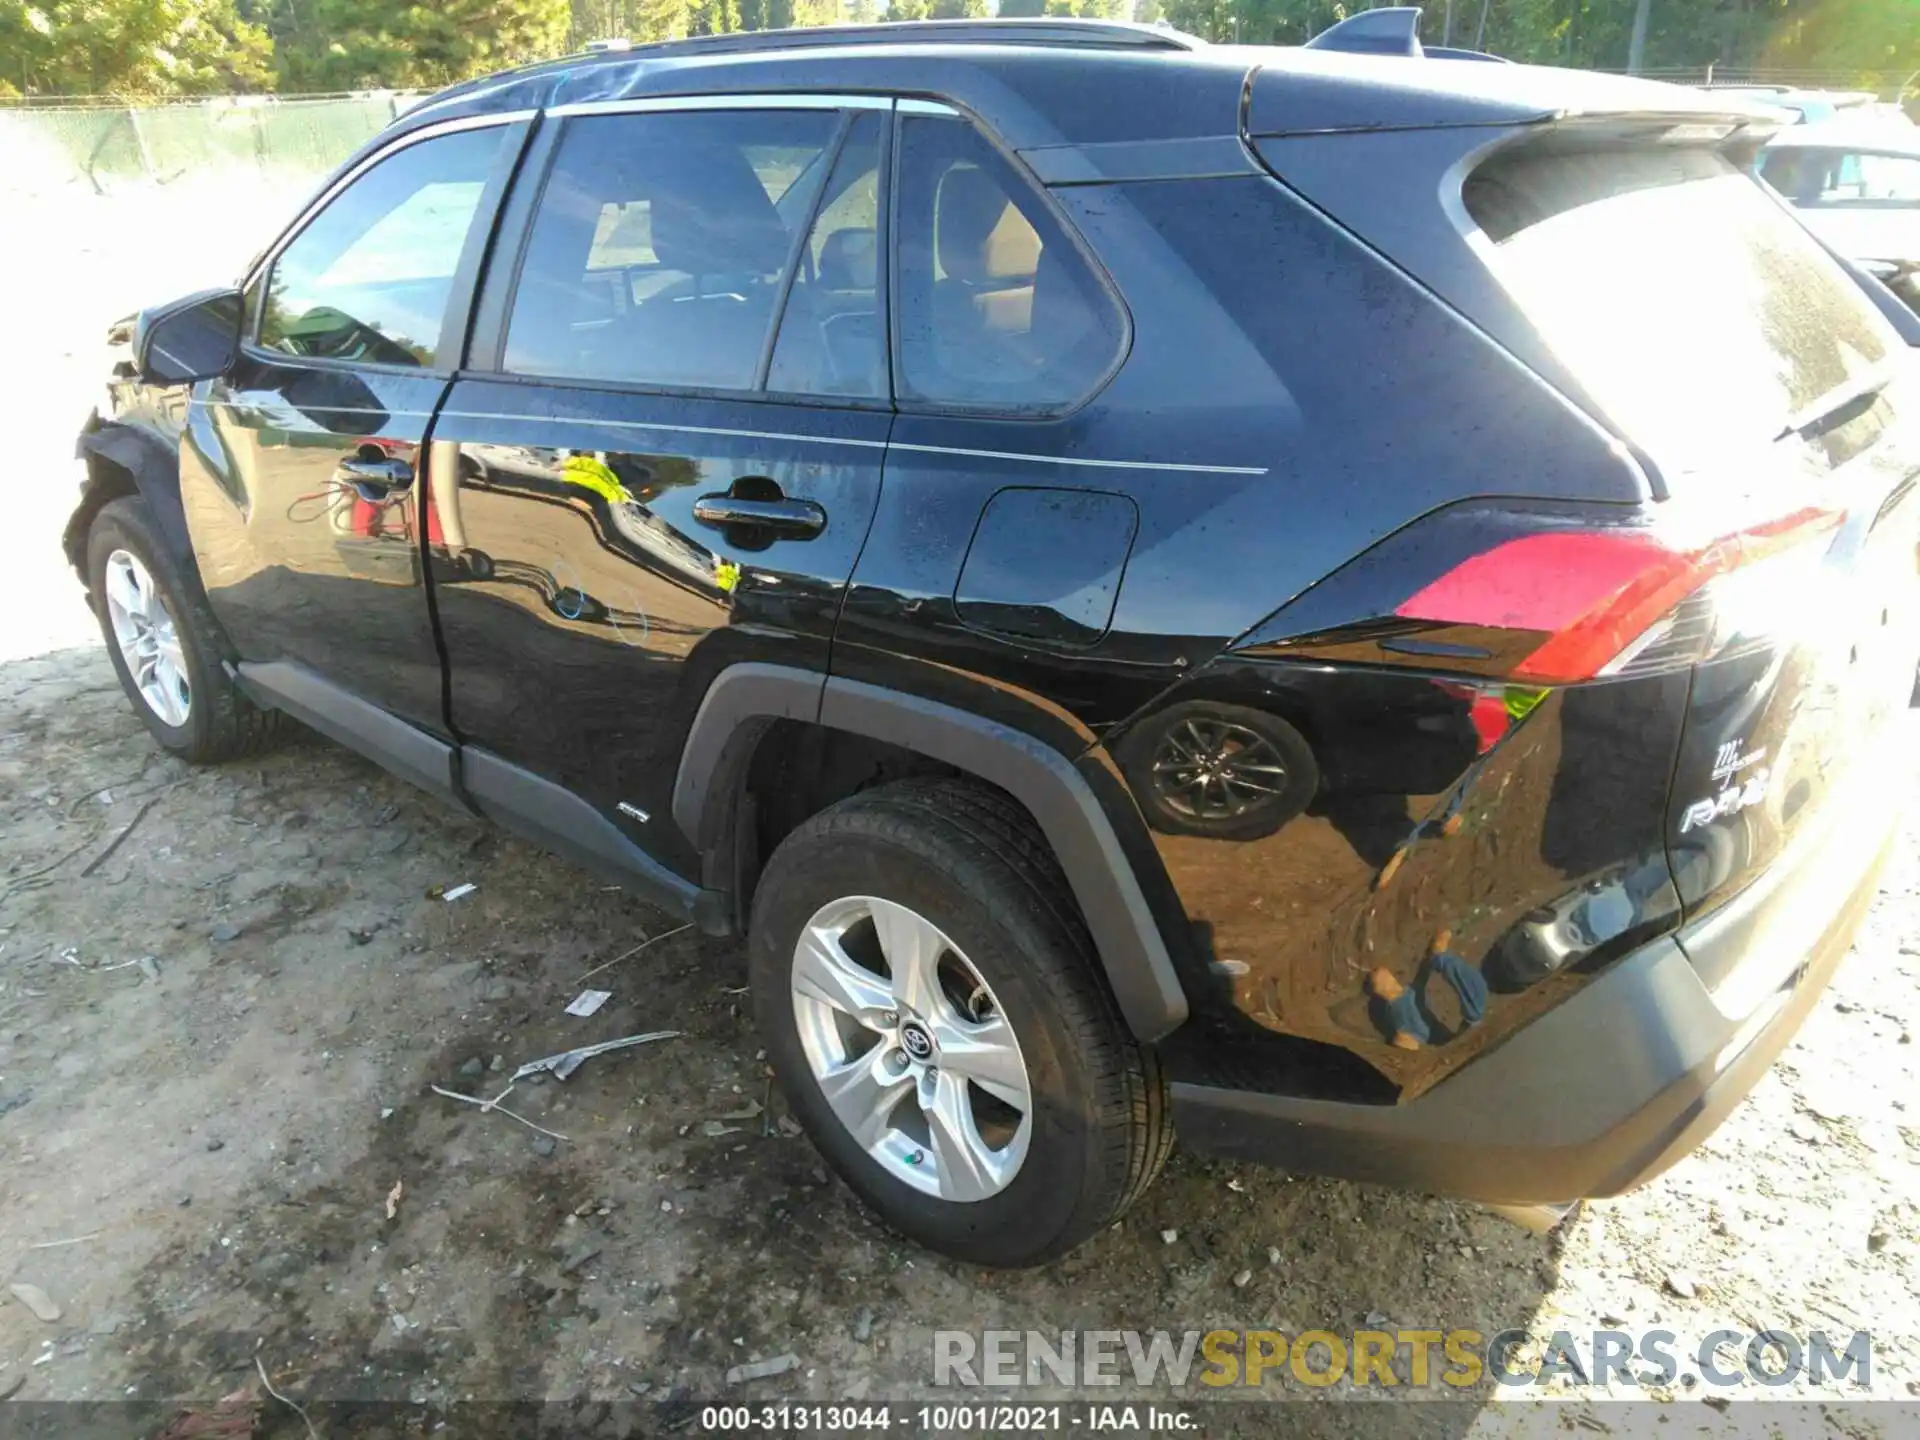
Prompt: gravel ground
<box><xmin>1</xmin><ymin>175</ymin><xmax>1917</xmax><ymax>1437</ymax></box>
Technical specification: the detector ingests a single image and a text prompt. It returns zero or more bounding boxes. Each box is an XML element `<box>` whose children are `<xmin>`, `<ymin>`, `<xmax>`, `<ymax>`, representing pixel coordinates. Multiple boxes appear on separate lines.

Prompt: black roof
<box><xmin>390</xmin><ymin>18</ymin><xmax>1775</xmax><ymax>155</ymax></box>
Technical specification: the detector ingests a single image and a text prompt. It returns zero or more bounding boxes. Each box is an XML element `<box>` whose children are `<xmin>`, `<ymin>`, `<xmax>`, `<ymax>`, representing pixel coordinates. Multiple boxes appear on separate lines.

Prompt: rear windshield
<box><xmin>1463</xmin><ymin>143</ymin><xmax>1892</xmax><ymax>476</ymax></box>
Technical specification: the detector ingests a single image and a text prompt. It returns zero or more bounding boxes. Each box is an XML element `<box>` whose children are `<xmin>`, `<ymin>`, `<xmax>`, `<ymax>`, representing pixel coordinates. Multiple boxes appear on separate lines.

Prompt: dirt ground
<box><xmin>2</xmin><ymin>174</ymin><xmax>1918</xmax><ymax>1437</ymax></box>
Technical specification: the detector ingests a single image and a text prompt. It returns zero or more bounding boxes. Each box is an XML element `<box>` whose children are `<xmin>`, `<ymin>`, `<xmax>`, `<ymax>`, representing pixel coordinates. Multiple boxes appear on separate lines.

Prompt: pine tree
<box><xmin>1</xmin><ymin>0</ymin><xmax>273</xmax><ymax>95</ymax></box>
<box><xmin>276</xmin><ymin>0</ymin><xmax>568</xmax><ymax>87</ymax></box>
<box><xmin>686</xmin><ymin>0</ymin><xmax>737</xmax><ymax>32</ymax></box>
<box><xmin>628</xmin><ymin>0</ymin><xmax>690</xmax><ymax>40</ymax></box>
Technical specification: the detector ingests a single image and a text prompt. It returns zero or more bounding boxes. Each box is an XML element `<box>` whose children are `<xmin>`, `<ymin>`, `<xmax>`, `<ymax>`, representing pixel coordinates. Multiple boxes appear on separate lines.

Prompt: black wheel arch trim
<box><xmin>69</xmin><ymin>418</ymin><xmax>195</xmax><ymax>585</ymax></box>
<box><xmin>672</xmin><ymin>663</ymin><xmax>1191</xmax><ymax>1041</ymax></box>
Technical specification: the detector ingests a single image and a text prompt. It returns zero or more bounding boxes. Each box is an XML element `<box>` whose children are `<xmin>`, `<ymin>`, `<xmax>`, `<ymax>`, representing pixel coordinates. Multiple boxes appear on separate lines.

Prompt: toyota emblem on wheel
<box><xmin>900</xmin><ymin>1023</ymin><xmax>935</xmax><ymax>1061</ymax></box>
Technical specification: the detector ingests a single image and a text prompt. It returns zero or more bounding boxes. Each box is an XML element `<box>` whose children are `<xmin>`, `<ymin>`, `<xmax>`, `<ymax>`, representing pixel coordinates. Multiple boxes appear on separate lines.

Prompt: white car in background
<box><xmin>1760</xmin><ymin>118</ymin><xmax>1920</xmax><ymax>315</ymax></box>
<box><xmin>1705</xmin><ymin>84</ymin><xmax>1881</xmax><ymax>125</ymax></box>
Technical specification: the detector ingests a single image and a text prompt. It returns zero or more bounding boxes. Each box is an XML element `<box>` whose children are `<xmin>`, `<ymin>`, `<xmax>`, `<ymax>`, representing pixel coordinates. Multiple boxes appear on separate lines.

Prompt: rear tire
<box><xmin>87</xmin><ymin>495</ymin><xmax>282</xmax><ymax>764</ymax></box>
<box><xmin>749</xmin><ymin>778</ymin><xmax>1172</xmax><ymax>1267</ymax></box>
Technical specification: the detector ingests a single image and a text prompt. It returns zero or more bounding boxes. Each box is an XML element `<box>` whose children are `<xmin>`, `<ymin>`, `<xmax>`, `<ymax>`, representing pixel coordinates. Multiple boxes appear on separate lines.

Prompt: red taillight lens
<box><xmin>1394</xmin><ymin>507</ymin><xmax>1841</xmax><ymax>684</ymax></box>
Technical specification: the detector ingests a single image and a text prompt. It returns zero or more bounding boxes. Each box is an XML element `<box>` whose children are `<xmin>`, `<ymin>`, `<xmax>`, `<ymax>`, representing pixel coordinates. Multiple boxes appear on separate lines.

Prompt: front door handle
<box><xmin>337</xmin><ymin>456</ymin><xmax>414</xmax><ymax>503</ymax></box>
<box><xmin>692</xmin><ymin>494</ymin><xmax>826</xmax><ymax>540</ymax></box>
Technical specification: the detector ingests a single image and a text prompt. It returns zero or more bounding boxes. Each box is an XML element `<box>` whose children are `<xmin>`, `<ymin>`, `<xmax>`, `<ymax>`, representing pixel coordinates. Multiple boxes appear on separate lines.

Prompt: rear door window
<box><xmin>1463</xmin><ymin>143</ymin><xmax>1893</xmax><ymax>476</ymax></box>
<box><xmin>766</xmin><ymin>110</ymin><xmax>887</xmax><ymax>400</ymax></box>
<box><xmin>1763</xmin><ymin>148</ymin><xmax>1920</xmax><ymax>207</ymax></box>
<box><xmin>502</xmin><ymin>109</ymin><xmax>839</xmax><ymax>392</ymax></box>
<box><xmin>1810</xmin><ymin>150</ymin><xmax>1920</xmax><ymax>205</ymax></box>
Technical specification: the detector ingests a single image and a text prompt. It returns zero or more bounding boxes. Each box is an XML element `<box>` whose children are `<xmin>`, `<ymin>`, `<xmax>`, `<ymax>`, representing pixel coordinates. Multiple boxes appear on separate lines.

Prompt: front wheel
<box><xmin>87</xmin><ymin>495</ymin><xmax>282</xmax><ymax>764</ymax></box>
<box><xmin>749</xmin><ymin>779</ymin><xmax>1171</xmax><ymax>1268</ymax></box>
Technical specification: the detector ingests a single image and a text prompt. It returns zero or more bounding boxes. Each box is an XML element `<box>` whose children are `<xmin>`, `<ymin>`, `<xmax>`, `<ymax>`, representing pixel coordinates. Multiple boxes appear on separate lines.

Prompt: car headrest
<box><xmin>647</xmin><ymin>146</ymin><xmax>791</xmax><ymax>276</ymax></box>
<box><xmin>818</xmin><ymin>227</ymin><xmax>877</xmax><ymax>290</ymax></box>
<box><xmin>935</xmin><ymin>166</ymin><xmax>1040</xmax><ymax>288</ymax></box>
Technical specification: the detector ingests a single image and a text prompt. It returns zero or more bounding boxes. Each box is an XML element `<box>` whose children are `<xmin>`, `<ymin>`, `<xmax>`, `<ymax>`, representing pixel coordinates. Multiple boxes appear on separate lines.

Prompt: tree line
<box><xmin>1</xmin><ymin>0</ymin><xmax>1911</xmax><ymax>100</ymax></box>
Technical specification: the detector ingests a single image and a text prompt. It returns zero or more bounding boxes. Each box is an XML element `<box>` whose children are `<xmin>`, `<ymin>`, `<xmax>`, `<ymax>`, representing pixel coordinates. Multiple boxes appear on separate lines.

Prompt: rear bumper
<box><xmin>1172</xmin><ymin>752</ymin><xmax>1900</xmax><ymax>1205</ymax></box>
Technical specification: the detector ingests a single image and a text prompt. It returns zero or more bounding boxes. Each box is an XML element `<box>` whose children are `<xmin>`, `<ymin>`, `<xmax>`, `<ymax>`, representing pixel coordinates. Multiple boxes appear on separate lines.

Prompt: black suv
<box><xmin>70</xmin><ymin>17</ymin><xmax>1920</xmax><ymax>1267</ymax></box>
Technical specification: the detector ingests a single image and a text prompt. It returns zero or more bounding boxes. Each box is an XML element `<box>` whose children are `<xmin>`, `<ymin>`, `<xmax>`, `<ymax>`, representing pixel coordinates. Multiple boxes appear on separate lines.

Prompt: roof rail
<box><xmin>598</xmin><ymin>19</ymin><xmax>1201</xmax><ymax>62</ymax></box>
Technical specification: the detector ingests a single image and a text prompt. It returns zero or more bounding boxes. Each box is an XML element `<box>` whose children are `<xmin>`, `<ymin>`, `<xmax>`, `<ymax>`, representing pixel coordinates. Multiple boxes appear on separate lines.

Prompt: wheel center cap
<box><xmin>900</xmin><ymin>1022</ymin><xmax>936</xmax><ymax>1061</ymax></box>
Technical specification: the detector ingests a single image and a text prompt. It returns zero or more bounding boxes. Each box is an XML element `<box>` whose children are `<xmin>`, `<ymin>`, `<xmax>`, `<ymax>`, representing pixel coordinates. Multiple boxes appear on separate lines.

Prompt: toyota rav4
<box><xmin>68</xmin><ymin>15</ymin><xmax>1920</xmax><ymax>1267</ymax></box>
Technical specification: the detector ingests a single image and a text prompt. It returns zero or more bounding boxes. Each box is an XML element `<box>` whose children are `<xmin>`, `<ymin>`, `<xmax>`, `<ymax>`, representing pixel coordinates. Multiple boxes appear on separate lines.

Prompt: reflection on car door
<box><xmin>182</xmin><ymin>119</ymin><xmax>524</xmax><ymax>732</ymax></box>
<box><xmin>428</xmin><ymin>104</ymin><xmax>892</xmax><ymax>882</ymax></box>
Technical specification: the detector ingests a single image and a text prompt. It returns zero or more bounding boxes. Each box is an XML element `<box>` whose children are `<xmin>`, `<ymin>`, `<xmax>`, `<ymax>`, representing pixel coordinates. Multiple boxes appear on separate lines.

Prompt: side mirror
<box><xmin>134</xmin><ymin>288</ymin><xmax>244</xmax><ymax>385</ymax></box>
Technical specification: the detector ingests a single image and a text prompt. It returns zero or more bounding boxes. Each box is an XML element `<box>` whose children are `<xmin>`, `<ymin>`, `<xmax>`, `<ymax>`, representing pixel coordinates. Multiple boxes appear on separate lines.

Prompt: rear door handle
<box><xmin>336</xmin><ymin>456</ymin><xmax>414</xmax><ymax>502</ymax></box>
<box><xmin>692</xmin><ymin>495</ymin><xmax>827</xmax><ymax>540</ymax></box>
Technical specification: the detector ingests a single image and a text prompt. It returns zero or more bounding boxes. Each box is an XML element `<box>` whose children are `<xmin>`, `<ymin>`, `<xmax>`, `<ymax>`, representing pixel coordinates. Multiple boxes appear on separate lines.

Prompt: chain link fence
<box><xmin>0</xmin><ymin>93</ymin><xmax>422</xmax><ymax>196</ymax></box>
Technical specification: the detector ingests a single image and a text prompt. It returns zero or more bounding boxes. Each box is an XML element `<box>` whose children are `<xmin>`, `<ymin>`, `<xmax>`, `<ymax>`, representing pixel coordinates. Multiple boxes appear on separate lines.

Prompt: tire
<box><xmin>86</xmin><ymin>495</ymin><xmax>282</xmax><ymax>764</ymax></box>
<box><xmin>749</xmin><ymin>778</ymin><xmax>1172</xmax><ymax>1267</ymax></box>
<box><xmin>1116</xmin><ymin>700</ymin><xmax>1319</xmax><ymax>841</ymax></box>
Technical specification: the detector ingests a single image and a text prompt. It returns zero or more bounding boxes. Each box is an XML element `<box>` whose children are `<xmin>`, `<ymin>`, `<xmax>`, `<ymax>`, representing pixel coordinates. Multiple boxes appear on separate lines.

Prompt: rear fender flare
<box><xmin>672</xmin><ymin>664</ymin><xmax>1191</xmax><ymax>1041</ymax></box>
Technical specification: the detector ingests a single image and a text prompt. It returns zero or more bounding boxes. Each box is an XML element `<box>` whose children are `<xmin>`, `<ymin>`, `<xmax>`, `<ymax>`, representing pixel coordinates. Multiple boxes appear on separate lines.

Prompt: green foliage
<box><xmin>686</xmin><ymin>0</ymin><xmax>738</xmax><ymax>30</ymax></box>
<box><xmin>1159</xmin><ymin>0</ymin><xmax>1341</xmax><ymax>45</ymax></box>
<box><xmin>0</xmin><ymin>0</ymin><xmax>273</xmax><ymax>96</ymax></box>
<box><xmin>1760</xmin><ymin>0</ymin><xmax>1919</xmax><ymax>86</ymax></box>
<box><xmin>274</xmin><ymin>0</ymin><xmax>569</xmax><ymax>88</ymax></box>
<box><xmin>569</xmin><ymin>0</ymin><xmax>690</xmax><ymax>45</ymax></box>
<box><xmin>6</xmin><ymin>0</ymin><xmax>1911</xmax><ymax>104</ymax></box>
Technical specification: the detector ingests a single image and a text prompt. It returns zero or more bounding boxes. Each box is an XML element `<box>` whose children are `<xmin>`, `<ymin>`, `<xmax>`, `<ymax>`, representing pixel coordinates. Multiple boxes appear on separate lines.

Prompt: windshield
<box><xmin>1464</xmin><ymin>142</ymin><xmax>1893</xmax><ymax>477</ymax></box>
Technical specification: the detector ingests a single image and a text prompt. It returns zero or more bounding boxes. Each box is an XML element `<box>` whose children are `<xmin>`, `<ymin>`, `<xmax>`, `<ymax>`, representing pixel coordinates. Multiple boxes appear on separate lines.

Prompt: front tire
<box><xmin>749</xmin><ymin>779</ymin><xmax>1171</xmax><ymax>1268</ymax></box>
<box><xmin>87</xmin><ymin>495</ymin><xmax>281</xmax><ymax>764</ymax></box>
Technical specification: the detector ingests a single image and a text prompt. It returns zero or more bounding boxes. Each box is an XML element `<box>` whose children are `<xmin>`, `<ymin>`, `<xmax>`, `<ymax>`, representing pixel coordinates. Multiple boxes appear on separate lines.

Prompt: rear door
<box><xmin>830</xmin><ymin>106</ymin><xmax>1137</xmax><ymax>702</ymax></box>
<box><xmin>429</xmin><ymin>100</ymin><xmax>893</xmax><ymax>881</ymax></box>
<box><xmin>184</xmin><ymin>116</ymin><xmax>526</xmax><ymax>732</ymax></box>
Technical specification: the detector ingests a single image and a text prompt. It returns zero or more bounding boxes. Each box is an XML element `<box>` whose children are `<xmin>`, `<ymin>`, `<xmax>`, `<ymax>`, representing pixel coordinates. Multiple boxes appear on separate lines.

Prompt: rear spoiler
<box><xmin>1306</xmin><ymin>6</ymin><xmax>1506</xmax><ymax>63</ymax></box>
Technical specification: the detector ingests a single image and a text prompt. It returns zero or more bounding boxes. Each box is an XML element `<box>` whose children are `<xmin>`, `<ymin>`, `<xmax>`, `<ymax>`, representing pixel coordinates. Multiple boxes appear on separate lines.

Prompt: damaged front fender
<box><xmin>67</xmin><ymin>411</ymin><xmax>195</xmax><ymax>590</ymax></box>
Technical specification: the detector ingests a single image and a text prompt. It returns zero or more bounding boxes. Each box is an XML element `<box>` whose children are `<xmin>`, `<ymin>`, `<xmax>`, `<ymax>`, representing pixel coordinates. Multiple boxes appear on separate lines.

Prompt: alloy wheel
<box><xmin>103</xmin><ymin>549</ymin><xmax>191</xmax><ymax>728</ymax></box>
<box><xmin>1151</xmin><ymin>716</ymin><xmax>1289</xmax><ymax>822</ymax></box>
<box><xmin>789</xmin><ymin>895</ymin><xmax>1031</xmax><ymax>1202</ymax></box>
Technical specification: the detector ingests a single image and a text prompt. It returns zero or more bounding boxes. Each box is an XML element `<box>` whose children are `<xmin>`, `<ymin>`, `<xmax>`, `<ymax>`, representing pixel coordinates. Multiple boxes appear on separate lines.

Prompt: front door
<box><xmin>429</xmin><ymin>102</ymin><xmax>893</xmax><ymax>880</ymax></box>
<box><xmin>182</xmin><ymin>118</ymin><xmax>523</xmax><ymax>732</ymax></box>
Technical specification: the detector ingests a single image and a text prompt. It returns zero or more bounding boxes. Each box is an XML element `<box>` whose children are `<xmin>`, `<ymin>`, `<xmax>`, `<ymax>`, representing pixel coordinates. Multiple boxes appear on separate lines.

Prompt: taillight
<box><xmin>1394</xmin><ymin>507</ymin><xmax>1841</xmax><ymax>684</ymax></box>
